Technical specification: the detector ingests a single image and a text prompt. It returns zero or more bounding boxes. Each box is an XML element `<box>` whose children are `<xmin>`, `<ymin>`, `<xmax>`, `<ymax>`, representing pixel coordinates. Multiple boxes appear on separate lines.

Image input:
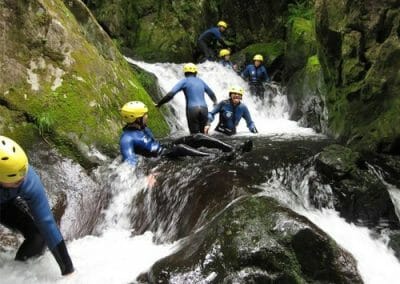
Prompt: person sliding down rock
<box><xmin>120</xmin><ymin>101</ymin><xmax>235</xmax><ymax>167</ymax></box>
<box><xmin>0</xmin><ymin>136</ymin><xmax>74</xmax><ymax>276</ymax></box>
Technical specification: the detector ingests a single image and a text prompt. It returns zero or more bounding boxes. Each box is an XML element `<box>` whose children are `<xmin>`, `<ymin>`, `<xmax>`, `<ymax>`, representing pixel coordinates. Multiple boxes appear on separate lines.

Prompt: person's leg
<box><xmin>198</xmin><ymin>106</ymin><xmax>209</xmax><ymax>134</ymax></box>
<box><xmin>186</xmin><ymin>107</ymin><xmax>201</xmax><ymax>134</ymax></box>
<box><xmin>0</xmin><ymin>199</ymin><xmax>46</xmax><ymax>261</ymax></box>
<box><xmin>198</xmin><ymin>40</ymin><xmax>214</xmax><ymax>61</ymax></box>
<box><xmin>175</xmin><ymin>133</ymin><xmax>233</xmax><ymax>152</ymax></box>
<box><xmin>256</xmin><ymin>84</ymin><xmax>265</xmax><ymax>99</ymax></box>
<box><xmin>162</xmin><ymin>144</ymin><xmax>210</xmax><ymax>158</ymax></box>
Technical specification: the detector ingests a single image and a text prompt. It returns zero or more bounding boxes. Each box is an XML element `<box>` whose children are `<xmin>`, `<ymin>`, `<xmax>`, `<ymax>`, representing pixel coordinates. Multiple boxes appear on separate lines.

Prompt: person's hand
<box><xmin>146</xmin><ymin>173</ymin><xmax>157</xmax><ymax>189</ymax></box>
<box><xmin>251</xmin><ymin>127</ymin><xmax>258</xmax><ymax>134</ymax></box>
<box><xmin>204</xmin><ymin>125</ymin><xmax>210</xmax><ymax>135</ymax></box>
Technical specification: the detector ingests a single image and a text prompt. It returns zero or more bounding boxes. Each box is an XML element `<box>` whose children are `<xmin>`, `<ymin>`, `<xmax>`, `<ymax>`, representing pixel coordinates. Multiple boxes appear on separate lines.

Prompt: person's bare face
<box><xmin>254</xmin><ymin>60</ymin><xmax>261</xmax><ymax>67</ymax></box>
<box><xmin>230</xmin><ymin>93</ymin><xmax>242</xmax><ymax>105</ymax></box>
<box><xmin>0</xmin><ymin>178</ymin><xmax>24</xmax><ymax>188</ymax></box>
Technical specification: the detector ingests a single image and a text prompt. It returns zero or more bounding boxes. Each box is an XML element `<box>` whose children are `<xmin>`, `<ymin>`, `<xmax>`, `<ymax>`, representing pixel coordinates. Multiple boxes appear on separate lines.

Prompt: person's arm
<box><xmin>242</xmin><ymin>106</ymin><xmax>258</xmax><ymax>133</ymax></box>
<box><xmin>156</xmin><ymin>80</ymin><xmax>185</xmax><ymax>107</ymax></box>
<box><xmin>241</xmin><ymin>65</ymin><xmax>249</xmax><ymax>80</ymax></box>
<box><xmin>21</xmin><ymin>167</ymin><xmax>74</xmax><ymax>275</ymax></box>
<box><xmin>262</xmin><ymin>66</ymin><xmax>271</xmax><ymax>82</ymax></box>
<box><xmin>203</xmin><ymin>82</ymin><xmax>217</xmax><ymax>104</ymax></box>
<box><xmin>120</xmin><ymin>134</ymin><xmax>138</xmax><ymax>166</ymax></box>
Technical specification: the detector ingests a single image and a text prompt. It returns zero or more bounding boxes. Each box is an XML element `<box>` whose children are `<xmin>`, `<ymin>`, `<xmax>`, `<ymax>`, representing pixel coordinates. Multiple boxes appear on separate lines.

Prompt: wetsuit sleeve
<box><xmin>203</xmin><ymin>82</ymin><xmax>217</xmax><ymax>104</ymax></box>
<box><xmin>241</xmin><ymin>66</ymin><xmax>250</xmax><ymax>80</ymax></box>
<box><xmin>120</xmin><ymin>134</ymin><xmax>138</xmax><ymax>166</ymax></box>
<box><xmin>242</xmin><ymin>106</ymin><xmax>257</xmax><ymax>132</ymax></box>
<box><xmin>20</xmin><ymin>167</ymin><xmax>63</xmax><ymax>250</ymax></box>
<box><xmin>262</xmin><ymin>67</ymin><xmax>271</xmax><ymax>82</ymax></box>
<box><xmin>156</xmin><ymin>79</ymin><xmax>185</xmax><ymax>107</ymax></box>
<box><xmin>208</xmin><ymin>102</ymin><xmax>223</xmax><ymax>124</ymax></box>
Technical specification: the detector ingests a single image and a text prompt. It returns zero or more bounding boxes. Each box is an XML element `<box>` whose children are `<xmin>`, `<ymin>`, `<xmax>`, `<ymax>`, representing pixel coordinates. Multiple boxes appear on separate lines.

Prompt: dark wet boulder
<box><xmin>315</xmin><ymin>144</ymin><xmax>399</xmax><ymax>229</ymax></box>
<box><xmin>138</xmin><ymin>196</ymin><xmax>362</xmax><ymax>283</ymax></box>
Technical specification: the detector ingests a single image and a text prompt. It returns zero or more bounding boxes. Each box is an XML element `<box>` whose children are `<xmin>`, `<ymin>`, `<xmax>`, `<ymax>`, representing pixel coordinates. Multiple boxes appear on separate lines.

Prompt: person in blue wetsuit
<box><xmin>120</xmin><ymin>101</ymin><xmax>234</xmax><ymax>167</ymax></box>
<box><xmin>155</xmin><ymin>63</ymin><xmax>217</xmax><ymax>134</ymax></box>
<box><xmin>218</xmin><ymin>49</ymin><xmax>238</xmax><ymax>72</ymax></box>
<box><xmin>241</xmin><ymin>54</ymin><xmax>271</xmax><ymax>99</ymax></box>
<box><xmin>205</xmin><ymin>86</ymin><xmax>258</xmax><ymax>136</ymax></box>
<box><xmin>0</xmin><ymin>136</ymin><xmax>74</xmax><ymax>276</ymax></box>
<box><xmin>197</xmin><ymin>21</ymin><xmax>229</xmax><ymax>61</ymax></box>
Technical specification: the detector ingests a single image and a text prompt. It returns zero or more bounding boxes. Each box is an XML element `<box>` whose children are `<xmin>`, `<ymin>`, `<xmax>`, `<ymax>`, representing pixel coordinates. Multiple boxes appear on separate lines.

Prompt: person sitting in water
<box><xmin>218</xmin><ymin>49</ymin><xmax>238</xmax><ymax>72</ymax></box>
<box><xmin>120</xmin><ymin>101</ymin><xmax>234</xmax><ymax>167</ymax></box>
<box><xmin>241</xmin><ymin>54</ymin><xmax>271</xmax><ymax>99</ymax></box>
<box><xmin>205</xmin><ymin>86</ymin><xmax>258</xmax><ymax>136</ymax></box>
<box><xmin>155</xmin><ymin>63</ymin><xmax>217</xmax><ymax>134</ymax></box>
<box><xmin>0</xmin><ymin>136</ymin><xmax>74</xmax><ymax>276</ymax></box>
<box><xmin>197</xmin><ymin>21</ymin><xmax>229</xmax><ymax>62</ymax></box>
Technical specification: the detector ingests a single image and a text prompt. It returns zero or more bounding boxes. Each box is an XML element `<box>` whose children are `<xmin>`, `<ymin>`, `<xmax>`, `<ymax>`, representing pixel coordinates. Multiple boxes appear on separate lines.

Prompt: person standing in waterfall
<box><xmin>155</xmin><ymin>63</ymin><xmax>217</xmax><ymax>134</ymax></box>
<box><xmin>205</xmin><ymin>86</ymin><xmax>258</xmax><ymax>136</ymax></box>
<box><xmin>196</xmin><ymin>21</ymin><xmax>229</xmax><ymax>62</ymax></box>
<box><xmin>0</xmin><ymin>136</ymin><xmax>74</xmax><ymax>276</ymax></box>
<box><xmin>218</xmin><ymin>49</ymin><xmax>238</xmax><ymax>72</ymax></box>
<box><xmin>120</xmin><ymin>101</ymin><xmax>234</xmax><ymax>167</ymax></box>
<box><xmin>241</xmin><ymin>54</ymin><xmax>271</xmax><ymax>99</ymax></box>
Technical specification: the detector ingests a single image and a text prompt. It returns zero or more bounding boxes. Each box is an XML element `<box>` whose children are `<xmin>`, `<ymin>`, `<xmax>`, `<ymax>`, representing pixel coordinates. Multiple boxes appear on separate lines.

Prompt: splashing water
<box><xmin>0</xmin><ymin>158</ymin><xmax>176</xmax><ymax>283</ymax></box>
<box><xmin>127</xmin><ymin>59</ymin><xmax>319</xmax><ymax>138</ymax></box>
<box><xmin>259</xmin><ymin>165</ymin><xmax>400</xmax><ymax>283</ymax></box>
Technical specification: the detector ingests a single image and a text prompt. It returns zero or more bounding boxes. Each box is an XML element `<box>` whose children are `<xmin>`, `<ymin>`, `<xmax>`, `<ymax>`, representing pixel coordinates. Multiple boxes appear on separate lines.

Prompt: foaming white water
<box><xmin>301</xmin><ymin>209</ymin><xmax>400</xmax><ymax>284</ymax></box>
<box><xmin>127</xmin><ymin>59</ymin><xmax>318</xmax><ymax>137</ymax></box>
<box><xmin>0</xmin><ymin>160</ymin><xmax>176</xmax><ymax>283</ymax></box>
<box><xmin>260</xmin><ymin>166</ymin><xmax>400</xmax><ymax>283</ymax></box>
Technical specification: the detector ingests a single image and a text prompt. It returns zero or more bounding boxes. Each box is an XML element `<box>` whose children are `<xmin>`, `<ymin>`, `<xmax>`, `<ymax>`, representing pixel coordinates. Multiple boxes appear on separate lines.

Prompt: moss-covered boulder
<box><xmin>139</xmin><ymin>196</ymin><xmax>362</xmax><ymax>283</ymax></box>
<box><xmin>315</xmin><ymin>0</ymin><xmax>400</xmax><ymax>154</ymax></box>
<box><xmin>0</xmin><ymin>0</ymin><xmax>168</xmax><ymax>165</ymax></box>
<box><xmin>287</xmin><ymin>55</ymin><xmax>327</xmax><ymax>132</ymax></box>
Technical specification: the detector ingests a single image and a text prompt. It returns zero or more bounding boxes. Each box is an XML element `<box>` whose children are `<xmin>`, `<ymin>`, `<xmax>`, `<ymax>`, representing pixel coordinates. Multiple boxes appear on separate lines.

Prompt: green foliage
<box><xmin>36</xmin><ymin>112</ymin><xmax>54</xmax><ymax>136</ymax></box>
<box><xmin>287</xmin><ymin>1</ymin><xmax>314</xmax><ymax>25</ymax></box>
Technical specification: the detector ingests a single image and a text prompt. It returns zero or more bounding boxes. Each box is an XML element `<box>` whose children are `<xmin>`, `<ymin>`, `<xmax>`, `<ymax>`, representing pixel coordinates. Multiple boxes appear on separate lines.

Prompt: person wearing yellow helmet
<box><xmin>120</xmin><ymin>101</ymin><xmax>233</xmax><ymax>166</ymax></box>
<box><xmin>155</xmin><ymin>63</ymin><xmax>217</xmax><ymax>134</ymax></box>
<box><xmin>205</xmin><ymin>86</ymin><xmax>258</xmax><ymax>136</ymax></box>
<box><xmin>0</xmin><ymin>136</ymin><xmax>74</xmax><ymax>276</ymax></box>
<box><xmin>241</xmin><ymin>54</ymin><xmax>271</xmax><ymax>99</ymax></box>
<box><xmin>218</xmin><ymin>49</ymin><xmax>238</xmax><ymax>72</ymax></box>
<box><xmin>196</xmin><ymin>20</ymin><xmax>229</xmax><ymax>61</ymax></box>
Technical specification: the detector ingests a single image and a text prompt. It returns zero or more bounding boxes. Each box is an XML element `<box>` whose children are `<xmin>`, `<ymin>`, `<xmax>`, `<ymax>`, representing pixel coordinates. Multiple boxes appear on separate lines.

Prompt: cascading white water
<box><xmin>0</xmin><ymin>158</ymin><xmax>176</xmax><ymax>283</ymax></box>
<box><xmin>127</xmin><ymin>59</ymin><xmax>319</xmax><ymax>137</ymax></box>
<box><xmin>259</xmin><ymin>166</ymin><xmax>400</xmax><ymax>283</ymax></box>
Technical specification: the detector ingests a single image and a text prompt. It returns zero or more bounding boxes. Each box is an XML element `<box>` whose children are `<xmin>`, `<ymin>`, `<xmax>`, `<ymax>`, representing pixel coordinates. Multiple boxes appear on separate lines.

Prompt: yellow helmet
<box><xmin>121</xmin><ymin>101</ymin><xmax>148</xmax><ymax>123</ymax></box>
<box><xmin>253</xmin><ymin>54</ymin><xmax>264</xmax><ymax>62</ymax></box>
<box><xmin>0</xmin><ymin>136</ymin><xmax>29</xmax><ymax>183</ymax></box>
<box><xmin>183</xmin><ymin>63</ymin><xmax>197</xmax><ymax>74</ymax></box>
<box><xmin>229</xmin><ymin>86</ymin><xmax>244</xmax><ymax>96</ymax></box>
<box><xmin>217</xmin><ymin>21</ymin><xmax>228</xmax><ymax>29</ymax></box>
<box><xmin>219</xmin><ymin>49</ymin><xmax>231</xmax><ymax>57</ymax></box>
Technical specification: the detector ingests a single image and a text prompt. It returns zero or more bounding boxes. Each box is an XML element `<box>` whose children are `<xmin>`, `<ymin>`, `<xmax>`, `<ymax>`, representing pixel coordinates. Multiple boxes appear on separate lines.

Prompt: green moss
<box><xmin>236</xmin><ymin>41</ymin><xmax>286</xmax><ymax>65</ymax></box>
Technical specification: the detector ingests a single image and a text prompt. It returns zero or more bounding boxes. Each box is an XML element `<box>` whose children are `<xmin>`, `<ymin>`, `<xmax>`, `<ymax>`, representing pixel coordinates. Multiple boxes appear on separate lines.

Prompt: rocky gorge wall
<box><xmin>0</xmin><ymin>0</ymin><xmax>169</xmax><ymax>166</ymax></box>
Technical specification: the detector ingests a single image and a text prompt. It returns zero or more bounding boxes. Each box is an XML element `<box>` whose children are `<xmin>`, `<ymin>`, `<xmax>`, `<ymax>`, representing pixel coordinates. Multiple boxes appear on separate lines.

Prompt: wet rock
<box><xmin>315</xmin><ymin>145</ymin><xmax>399</xmax><ymax>229</ymax></box>
<box><xmin>138</xmin><ymin>196</ymin><xmax>362</xmax><ymax>283</ymax></box>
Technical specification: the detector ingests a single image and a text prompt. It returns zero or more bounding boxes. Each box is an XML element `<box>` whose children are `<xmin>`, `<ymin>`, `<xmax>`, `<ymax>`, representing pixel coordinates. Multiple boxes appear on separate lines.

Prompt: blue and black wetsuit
<box><xmin>208</xmin><ymin>99</ymin><xmax>257</xmax><ymax>136</ymax></box>
<box><xmin>120</xmin><ymin>125</ymin><xmax>233</xmax><ymax>166</ymax></box>
<box><xmin>219</xmin><ymin>59</ymin><xmax>234</xmax><ymax>69</ymax></box>
<box><xmin>156</xmin><ymin>74</ymin><xmax>217</xmax><ymax>134</ymax></box>
<box><xmin>0</xmin><ymin>166</ymin><xmax>73</xmax><ymax>275</ymax></box>
<box><xmin>197</xmin><ymin>27</ymin><xmax>227</xmax><ymax>61</ymax></box>
<box><xmin>241</xmin><ymin>64</ymin><xmax>270</xmax><ymax>98</ymax></box>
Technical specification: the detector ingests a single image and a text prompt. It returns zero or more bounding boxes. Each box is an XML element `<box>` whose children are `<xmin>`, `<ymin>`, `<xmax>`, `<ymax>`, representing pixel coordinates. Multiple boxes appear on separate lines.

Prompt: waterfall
<box><xmin>259</xmin><ymin>163</ymin><xmax>400</xmax><ymax>283</ymax></box>
<box><xmin>127</xmin><ymin>59</ymin><xmax>319</xmax><ymax>138</ymax></box>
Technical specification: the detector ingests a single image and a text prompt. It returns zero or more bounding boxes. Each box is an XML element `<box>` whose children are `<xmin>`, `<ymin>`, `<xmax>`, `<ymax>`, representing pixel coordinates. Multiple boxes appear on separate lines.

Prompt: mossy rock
<box><xmin>0</xmin><ymin>0</ymin><xmax>169</xmax><ymax>166</ymax></box>
<box><xmin>140</xmin><ymin>196</ymin><xmax>361</xmax><ymax>283</ymax></box>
